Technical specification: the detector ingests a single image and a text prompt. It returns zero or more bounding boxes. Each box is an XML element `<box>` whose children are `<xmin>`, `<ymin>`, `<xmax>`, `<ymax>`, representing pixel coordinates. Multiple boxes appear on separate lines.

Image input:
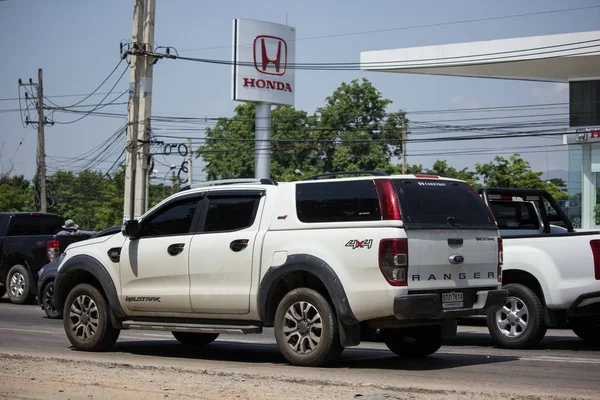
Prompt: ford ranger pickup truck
<box><xmin>54</xmin><ymin>173</ymin><xmax>506</xmax><ymax>367</ymax></box>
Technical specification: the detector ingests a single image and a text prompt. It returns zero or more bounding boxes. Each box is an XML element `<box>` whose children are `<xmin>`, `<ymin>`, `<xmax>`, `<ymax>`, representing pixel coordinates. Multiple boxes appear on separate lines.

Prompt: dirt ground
<box><xmin>0</xmin><ymin>353</ymin><xmax>587</xmax><ymax>400</ymax></box>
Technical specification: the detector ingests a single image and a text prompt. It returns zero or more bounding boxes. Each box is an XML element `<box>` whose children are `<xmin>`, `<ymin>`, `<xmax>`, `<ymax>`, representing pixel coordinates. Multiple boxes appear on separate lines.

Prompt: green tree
<box><xmin>0</xmin><ymin>174</ymin><xmax>33</xmax><ymax>212</ymax></box>
<box><xmin>475</xmin><ymin>154</ymin><xmax>567</xmax><ymax>199</ymax></box>
<box><xmin>197</xmin><ymin>78</ymin><xmax>407</xmax><ymax>180</ymax></box>
<box><xmin>425</xmin><ymin>160</ymin><xmax>477</xmax><ymax>185</ymax></box>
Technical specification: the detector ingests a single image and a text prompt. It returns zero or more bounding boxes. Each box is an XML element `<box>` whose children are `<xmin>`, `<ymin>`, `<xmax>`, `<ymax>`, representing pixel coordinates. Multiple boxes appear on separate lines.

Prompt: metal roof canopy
<box><xmin>360</xmin><ymin>31</ymin><xmax>600</xmax><ymax>82</ymax></box>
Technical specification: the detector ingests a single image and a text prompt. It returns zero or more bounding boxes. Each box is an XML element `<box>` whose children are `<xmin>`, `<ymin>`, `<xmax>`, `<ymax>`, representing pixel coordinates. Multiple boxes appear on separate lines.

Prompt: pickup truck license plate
<box><xmin>442</xmin><ymin>292</ymin><xmax>463</xmax><ymax>310</ymax></box>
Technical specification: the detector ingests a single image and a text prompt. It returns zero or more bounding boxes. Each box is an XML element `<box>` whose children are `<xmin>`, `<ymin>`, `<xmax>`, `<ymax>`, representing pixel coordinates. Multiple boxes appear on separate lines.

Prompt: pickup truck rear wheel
<box><xmin>570</xmin><ymin>317</ymin><xmax>600</xmax><ymax>344</ymax></box>
<box><xmin>63</xmin><ymin>283</ymin><xmax>120</xmax><ymax>351</ymax></box>
<box><xmin>487</xmin><ymin>283</ymin><xmax>547</xmax><ymax>349</ymax></box>
<box><xmin>274</xmin><ymin>288</ymin><xmax>344</xmax><ymax>367</ymax></box>
<box><xmin>381</xmin><ymin>325</ymin><xmax>442</xmax><ymax>357</ymax></box>
<box><xmin>7</xmin><ymin>264</ymin><xmax>33</xmax><ymax>305</ymax></box>
<box><xmin>172</xmin><ymin>332</ymin><xmax>219</xmax><ymax>346</ymax></box>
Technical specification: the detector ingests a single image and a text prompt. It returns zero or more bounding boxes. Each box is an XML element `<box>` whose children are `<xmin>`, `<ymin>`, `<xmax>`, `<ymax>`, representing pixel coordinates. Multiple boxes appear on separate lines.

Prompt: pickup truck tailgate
<box><xmin>393</xmin><ymin>178</ymin><xmax>500</xmax><ymax>294</ymax></box>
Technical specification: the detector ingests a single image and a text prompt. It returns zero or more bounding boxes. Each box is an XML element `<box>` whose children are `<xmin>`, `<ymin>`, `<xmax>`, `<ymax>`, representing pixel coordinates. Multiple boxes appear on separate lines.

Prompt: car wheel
<box><xmin>172</xmin><ymin>332</ymin><xmax>219</xmax><ymax>346</ymax></box>
<box><xmin>274</xmin><ymin>288</ymin><xmax>344</xmax><ymax>367</ymax></box>
<box><xmin>63</xmin><ymin>283</ymin><xmax>120</xmax><ymax>351</ymax></box>
<box><xmin>570</xmin><ymin>317</ymin><xmax>600</xmax><ymax>344</ymax></box>
<box><xmin>41</xmin><ymin>281</ymin><xmax>61</xmax><ymax>319</ymax></box>
<box><xmin>487</xmin><ymin>283</ymin><xmax>547</xmax><ymax>349</ymax></box>
<box><xmin>381</xmin><ymin>325</ymin><xmax>442</xmax><ymax>357</ymax></box>
<box><xmin>7</xmin><ymin>264</ymin><xmax>33</xmax><ymax>305</ymax></box>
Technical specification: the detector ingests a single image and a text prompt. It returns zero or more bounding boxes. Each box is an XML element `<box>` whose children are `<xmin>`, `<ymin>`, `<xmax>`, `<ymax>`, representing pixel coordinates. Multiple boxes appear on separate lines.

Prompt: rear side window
<box><xmin>489</xmin><ymin>201</ymin><xmax>540</xmax><ymax>230</ymax></box>
<box><xmin>393</xmin><ymin>179</ymin><xmax>496</xmax><ymax>230</ymax></box>
<box><xmin>203</xmin><ymin>196</ymin><xmax>260</xmax><ymax>232</ymax></box>
<box><xmin>9</xmin><ymin>215</ymin><xmax>64</xmax><ymax>236</ymax></box>
<box><xmin>296</xmin><ymin>180</ymin><xmax>381</xmax><ymax>223</ymax></box>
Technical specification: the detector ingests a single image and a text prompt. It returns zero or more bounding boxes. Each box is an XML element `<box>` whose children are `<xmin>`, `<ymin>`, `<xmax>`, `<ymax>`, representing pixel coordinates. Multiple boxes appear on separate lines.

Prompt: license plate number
<box><xmin>442</xmin><ymin>292</ymin><xmax>463</xmax><ymax>310</ymax></box>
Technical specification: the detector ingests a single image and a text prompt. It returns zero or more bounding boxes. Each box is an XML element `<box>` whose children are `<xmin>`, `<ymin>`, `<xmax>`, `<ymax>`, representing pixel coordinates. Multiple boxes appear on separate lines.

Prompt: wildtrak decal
<box><xmin>126</xmin><ymin>296</ymin><xmax>161</xmax><ymax>302</ymax></box>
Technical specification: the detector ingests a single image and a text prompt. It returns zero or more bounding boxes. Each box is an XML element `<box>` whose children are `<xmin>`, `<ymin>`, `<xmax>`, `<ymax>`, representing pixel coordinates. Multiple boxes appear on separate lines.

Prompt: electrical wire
<box><xmin>179</xmin><ymin>5</ymin><xmax>600</xmax><ymax>52</ymax></box>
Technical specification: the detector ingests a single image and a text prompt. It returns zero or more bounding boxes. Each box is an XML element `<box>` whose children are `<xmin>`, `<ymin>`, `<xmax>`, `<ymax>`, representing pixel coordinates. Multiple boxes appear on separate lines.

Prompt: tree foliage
<box><xmin>198</xmin><ymin>78</ymin><xmax>405</xmax><ymax>180</ymax></box>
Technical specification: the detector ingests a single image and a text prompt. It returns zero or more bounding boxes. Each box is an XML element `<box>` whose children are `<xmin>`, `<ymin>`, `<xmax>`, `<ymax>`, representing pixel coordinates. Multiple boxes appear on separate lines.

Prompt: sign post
<box><xmin>232</xmin><ymin>19</ymin><xmax>296</xmax><ymax>180</ymax></box>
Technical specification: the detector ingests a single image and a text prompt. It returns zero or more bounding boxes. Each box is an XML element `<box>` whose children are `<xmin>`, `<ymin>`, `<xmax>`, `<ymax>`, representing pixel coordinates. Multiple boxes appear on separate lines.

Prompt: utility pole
<box><xmin>19</xmin><ymin>69</ymin><xmax>51</xmax><ymax>212</ymax></box>
<box><xmin>36</xmin><ymin>69</ymin><xmax>47</xmax><ymax>212</ymax></box>
<box><xmin>401</xmin><ymin>111</ymin><xmax>407</xmax><ymax>174</ymax></box>
<box><xmin>136</xmin><ymin>0</ymin><xmax>155</xmax><ymax>214</ymax></box>
<box><xmin>187</xmin><ymin>138</ymin><xmax>193</xmax><ymax>184</ymax></box>
<box><xmin>123</xmin><ymin>0</ymin><xmax>146</xmax><ymax>222</ymax></box>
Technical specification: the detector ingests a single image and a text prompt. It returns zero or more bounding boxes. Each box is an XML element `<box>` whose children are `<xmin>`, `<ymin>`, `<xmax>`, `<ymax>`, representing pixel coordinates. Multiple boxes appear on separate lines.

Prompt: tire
<box><xmin>274</xmin><ymin>288</ymin><xmax>344</xmax><ymax>367</ymax></box>
<box><xmin>7</xmin><ymin>264</ymin><xmax>33</xmax><ymax>305</ymax></box>
<box><xmin>381</xmin><ymin>325</ymin><xmax>442</xmax><ymax>357</ymax></box>
<box><xmin>63</xmin><ymin>283</ymin><xmax>120</xmax><ymax>352</ymax></box>
<box><xmin>570</xmin><ymin>317</ymin><xmax>600</xmax><ymax>344</ymax></box>
<box><xmin>487</xmin><ymin>283</ymin><xmax>547</xmax><ymax>349</ymax></box>
<box><xmin>41</xmin><ymin>281</ymin><xmax>62</xmax><ymax>319</ymax></box>
<box><xmin>172</xmin><ymin>332</ymin><xmax>219</xmax><ymax>346</ymax></box>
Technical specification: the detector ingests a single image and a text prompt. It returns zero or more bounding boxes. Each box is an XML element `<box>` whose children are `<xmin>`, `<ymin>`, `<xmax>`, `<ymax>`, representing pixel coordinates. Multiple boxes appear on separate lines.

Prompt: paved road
<box><xmin>1</xmin><ymin>298</ymin><xmax>599</xmax><ymax>399</ymax></box>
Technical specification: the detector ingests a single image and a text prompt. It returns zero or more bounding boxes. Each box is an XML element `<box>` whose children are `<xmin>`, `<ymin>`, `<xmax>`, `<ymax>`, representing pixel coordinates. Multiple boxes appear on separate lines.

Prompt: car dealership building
<box><xmin>361</xmin><ymin>31</ymin><xmax>600</xmax><ymax>228</ymax></box>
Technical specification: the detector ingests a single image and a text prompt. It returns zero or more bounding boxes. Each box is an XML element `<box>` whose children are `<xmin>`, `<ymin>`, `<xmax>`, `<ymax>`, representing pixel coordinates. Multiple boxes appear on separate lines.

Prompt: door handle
<box><xmin>230</xmin><ymin>239</ymin><xmax>249</xmax><ymax>252</ymax></box>
<box><xmin>167</xmin><ymin>243</ymin><xmax>185</xmax><ymax>256</ymax></box>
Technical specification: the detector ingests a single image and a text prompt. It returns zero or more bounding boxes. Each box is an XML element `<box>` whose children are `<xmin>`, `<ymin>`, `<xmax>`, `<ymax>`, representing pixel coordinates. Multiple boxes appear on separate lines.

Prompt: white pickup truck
<box><xmin>479</xmin><ymin>188</ymin><xmax>600</xmax><ymax>348</ymax></box>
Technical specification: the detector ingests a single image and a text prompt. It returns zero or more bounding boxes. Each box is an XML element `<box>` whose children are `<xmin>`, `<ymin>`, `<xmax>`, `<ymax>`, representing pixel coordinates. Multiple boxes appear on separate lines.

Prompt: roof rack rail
<box><xmin>303</xmin><ymin>171</ymin><xmax>390</xmax><ymax>181</ymax></box>
<box><xmin>179</xmin><ymin>178</ymin><xmax>277</xmax><ymax>192</ymax></box>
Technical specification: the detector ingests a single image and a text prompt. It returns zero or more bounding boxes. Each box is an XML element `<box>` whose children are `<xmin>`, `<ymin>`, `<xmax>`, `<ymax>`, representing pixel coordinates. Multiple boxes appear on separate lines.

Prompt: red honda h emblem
<box><xmin>253</xmin><ymin>35</ymin><xmax>287</xmax><ymax>76</ymax></box>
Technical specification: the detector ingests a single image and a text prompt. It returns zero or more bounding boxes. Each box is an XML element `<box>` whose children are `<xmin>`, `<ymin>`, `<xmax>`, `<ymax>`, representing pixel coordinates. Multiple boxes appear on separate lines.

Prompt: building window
<box><xmin>570</xmin><ymin>80</ymin><xmax>600</xmax><ymax>127</ymax></box>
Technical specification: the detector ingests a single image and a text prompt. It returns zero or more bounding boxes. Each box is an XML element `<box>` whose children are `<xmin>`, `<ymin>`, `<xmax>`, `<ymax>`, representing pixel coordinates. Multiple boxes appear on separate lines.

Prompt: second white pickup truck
<box><xmin>479</xmin><ymin>188</ymin><xmax>600</xmax><ymax>348</ymax></box>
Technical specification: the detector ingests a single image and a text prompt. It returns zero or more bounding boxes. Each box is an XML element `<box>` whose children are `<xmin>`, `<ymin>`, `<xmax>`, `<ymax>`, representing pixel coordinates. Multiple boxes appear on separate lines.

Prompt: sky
<box><xmin>1</xmin><ymin>0</ymin><xmax>599</xmax><ymax>183</ymax></box>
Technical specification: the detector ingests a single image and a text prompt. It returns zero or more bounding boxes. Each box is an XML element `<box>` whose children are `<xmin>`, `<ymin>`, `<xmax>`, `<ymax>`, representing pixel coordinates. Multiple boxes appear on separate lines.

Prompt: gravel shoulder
<box><xmin>1</xmin><ymin>352</ymin><xmax>597</xmax><ymax>400</ymax></box>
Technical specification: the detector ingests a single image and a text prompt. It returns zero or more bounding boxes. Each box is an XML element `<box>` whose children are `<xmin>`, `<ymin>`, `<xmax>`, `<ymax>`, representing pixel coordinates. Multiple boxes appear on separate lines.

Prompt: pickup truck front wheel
<box><xmin>381</xmin><ymin>325</ymin><xmax>442</xmax><ymax>357</ymax></box>
<box><xmin>487</xmin><ymin>283</ymin><xmax>547</xmax><ymax>349</ymax></box>
<box><xmin>7</xmin><ymin>264</ymin><xmax>32</xmax><ymax>305</ymax></box>
<box><xmin>570</xmin><ymin>317</ymin><xmax>600</xmax><ymax>344</ymax></box>
<box><xmin>274</xmin><ymin>288</ymin><xmax>344</xmax><ymax>367</ymax></box>
<box><xmin>63</xmin><ymin>283</ymin><xmax>120</xmax><ymax>352</ymax></box>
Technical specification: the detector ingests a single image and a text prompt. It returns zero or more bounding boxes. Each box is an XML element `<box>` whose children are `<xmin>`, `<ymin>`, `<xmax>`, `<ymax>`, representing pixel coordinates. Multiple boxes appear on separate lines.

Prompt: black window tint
<box><xmin>296</xmin><ymin>180</ymin><xmax>381</xmax><ymax>223</ymax></box>
<box><xmin>393</xmin><ymin>179</ymin><xmax>496</xmax><ymax>229</ymax></box>
<box><xmin>9</xmin><ymin>215</ymin><xmax>64</xmax><ymax>236</ymax></box>
<box><xmin>490</xmin><ymin>202</ymin><xmax>540</xmax><ymax>230</ymax></box>
<box><xmin>140</xmin><ymin>198</ymin><xmax>199</xmax><ymax>237</ymax></box>
<box><xmin>203</xmin><ymin>196</ymin><xmax>260</xmax><ymax>232</ymax></box>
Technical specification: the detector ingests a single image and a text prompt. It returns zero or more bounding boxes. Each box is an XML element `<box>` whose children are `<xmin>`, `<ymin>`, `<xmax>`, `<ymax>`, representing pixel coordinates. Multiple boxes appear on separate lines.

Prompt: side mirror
<box><xmin>122</xmin><ymin>220</ymin><xmax>140</xmax><ymax>240</ymax></box>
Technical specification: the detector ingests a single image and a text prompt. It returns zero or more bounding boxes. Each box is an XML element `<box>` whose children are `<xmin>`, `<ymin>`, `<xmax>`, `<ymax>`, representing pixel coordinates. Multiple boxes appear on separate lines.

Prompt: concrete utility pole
<box><xmin>187</xmin><ymin>138</ymin><xmax>193</xmax><ymax>184</ymax></box>
<box><xmin>255</xmin><ymin>103</ymin><xmax>271</xmax><ymax>180</ymax></box>
<box><xmin>36</xmin><ymin>69</ymin><xmax>47</xmax><ymax>212</ymax></box>
<box><xmin>136</xmin><ymin>0</ymin><xmax>155</xmax><ymax>214</ymax></box>
<box><xmin>19</xmin><ymin>70</ymin><xmax>50</xmax><ymax>212</ymax></box>
<box><xmin>123</xmin><ymin>0</ymin><xmax>147</xmax><ymax>222</ymax></box>
<box><xmin>401</xmin><ymin>112</ymin><xmax>407</xmax><ymax>174</ymax></box>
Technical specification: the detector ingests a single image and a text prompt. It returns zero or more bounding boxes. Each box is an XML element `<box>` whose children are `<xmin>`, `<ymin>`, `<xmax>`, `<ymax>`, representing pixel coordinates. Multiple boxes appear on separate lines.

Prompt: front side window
<box><xmin>203</xmin><ymin>196</ymin><xmax>260</xmax><ymax>233</ymax></box>
<box><xmin>140</xmin><ymin>197</ymin><xmax>200</xmax><ymax>237</ymax></box>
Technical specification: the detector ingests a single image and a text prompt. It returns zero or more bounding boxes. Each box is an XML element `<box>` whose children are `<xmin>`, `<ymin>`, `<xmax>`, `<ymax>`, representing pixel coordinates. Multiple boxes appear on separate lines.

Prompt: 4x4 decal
<box><xmin>345</xmin><ymin>239</ymin><xmax>373</xmax><ymax>249</ymax></box>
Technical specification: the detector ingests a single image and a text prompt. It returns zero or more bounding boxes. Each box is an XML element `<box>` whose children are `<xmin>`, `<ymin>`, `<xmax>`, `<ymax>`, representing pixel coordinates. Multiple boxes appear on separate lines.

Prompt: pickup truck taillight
<box><xmin>374</xmin><ymin>179</ymin><xmax>402</xmax><ymax>220</ymax></box>
<box><xmin>590</xmin><ymin>240</ymin><xmax>600</xmax><ymax>280</ymax></box>
<box><xmin>379</xmin><ymin>238</ymin><xmax>408</xmax><ymax>286</ymax></box>
<box><xmin>46</xmin><ymin>240</ymin><xmax>60</xmax><ymax>262</ymax></box>
<box><xmin>498</xmin><ymin>237</ymin><xmax>503</xmax><ymax>283</ymax></box>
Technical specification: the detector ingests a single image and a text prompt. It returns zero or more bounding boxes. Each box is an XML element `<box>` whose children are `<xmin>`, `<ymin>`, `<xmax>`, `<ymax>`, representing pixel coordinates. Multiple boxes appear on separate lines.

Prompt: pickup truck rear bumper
<box><xmin>566</xmin><ymin>290</ymin><xmax>600</xmax><ymax>318</ymax></box>
<box><xmin>394</xmin><ymin>289</ymin><xmax>508</xmax><ymax>320</ymax></box>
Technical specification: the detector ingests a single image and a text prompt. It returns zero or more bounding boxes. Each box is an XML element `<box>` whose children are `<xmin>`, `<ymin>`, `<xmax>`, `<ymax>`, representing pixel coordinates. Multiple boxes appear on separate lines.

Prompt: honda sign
<box><xmin>232</xmin><ymin>19</ymin><xmax>296</xmax><ymax>106</ymax></box>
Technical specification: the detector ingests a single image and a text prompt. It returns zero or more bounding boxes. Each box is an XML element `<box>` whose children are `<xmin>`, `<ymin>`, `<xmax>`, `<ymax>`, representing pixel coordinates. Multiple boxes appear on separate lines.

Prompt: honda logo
<box><xmin>253</xmin><ymin>35</ymin><xmax>287</xmax><ymax>76</ymax></box>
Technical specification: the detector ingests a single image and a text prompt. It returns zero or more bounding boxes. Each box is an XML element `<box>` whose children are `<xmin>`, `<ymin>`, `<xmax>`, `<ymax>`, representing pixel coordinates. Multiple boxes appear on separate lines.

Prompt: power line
<box><xmin>179</xmin><ymin>5</ymin><xmax>600</xmax><ymax>52</ymax></box>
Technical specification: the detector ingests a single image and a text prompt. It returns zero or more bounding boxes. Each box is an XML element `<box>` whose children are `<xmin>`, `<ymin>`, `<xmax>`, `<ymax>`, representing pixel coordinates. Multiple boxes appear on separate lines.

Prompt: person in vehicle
<box><xmin>56</xmin><ymin>219</ymin><xmax>97</xmax><ymax>237</ymax></box>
